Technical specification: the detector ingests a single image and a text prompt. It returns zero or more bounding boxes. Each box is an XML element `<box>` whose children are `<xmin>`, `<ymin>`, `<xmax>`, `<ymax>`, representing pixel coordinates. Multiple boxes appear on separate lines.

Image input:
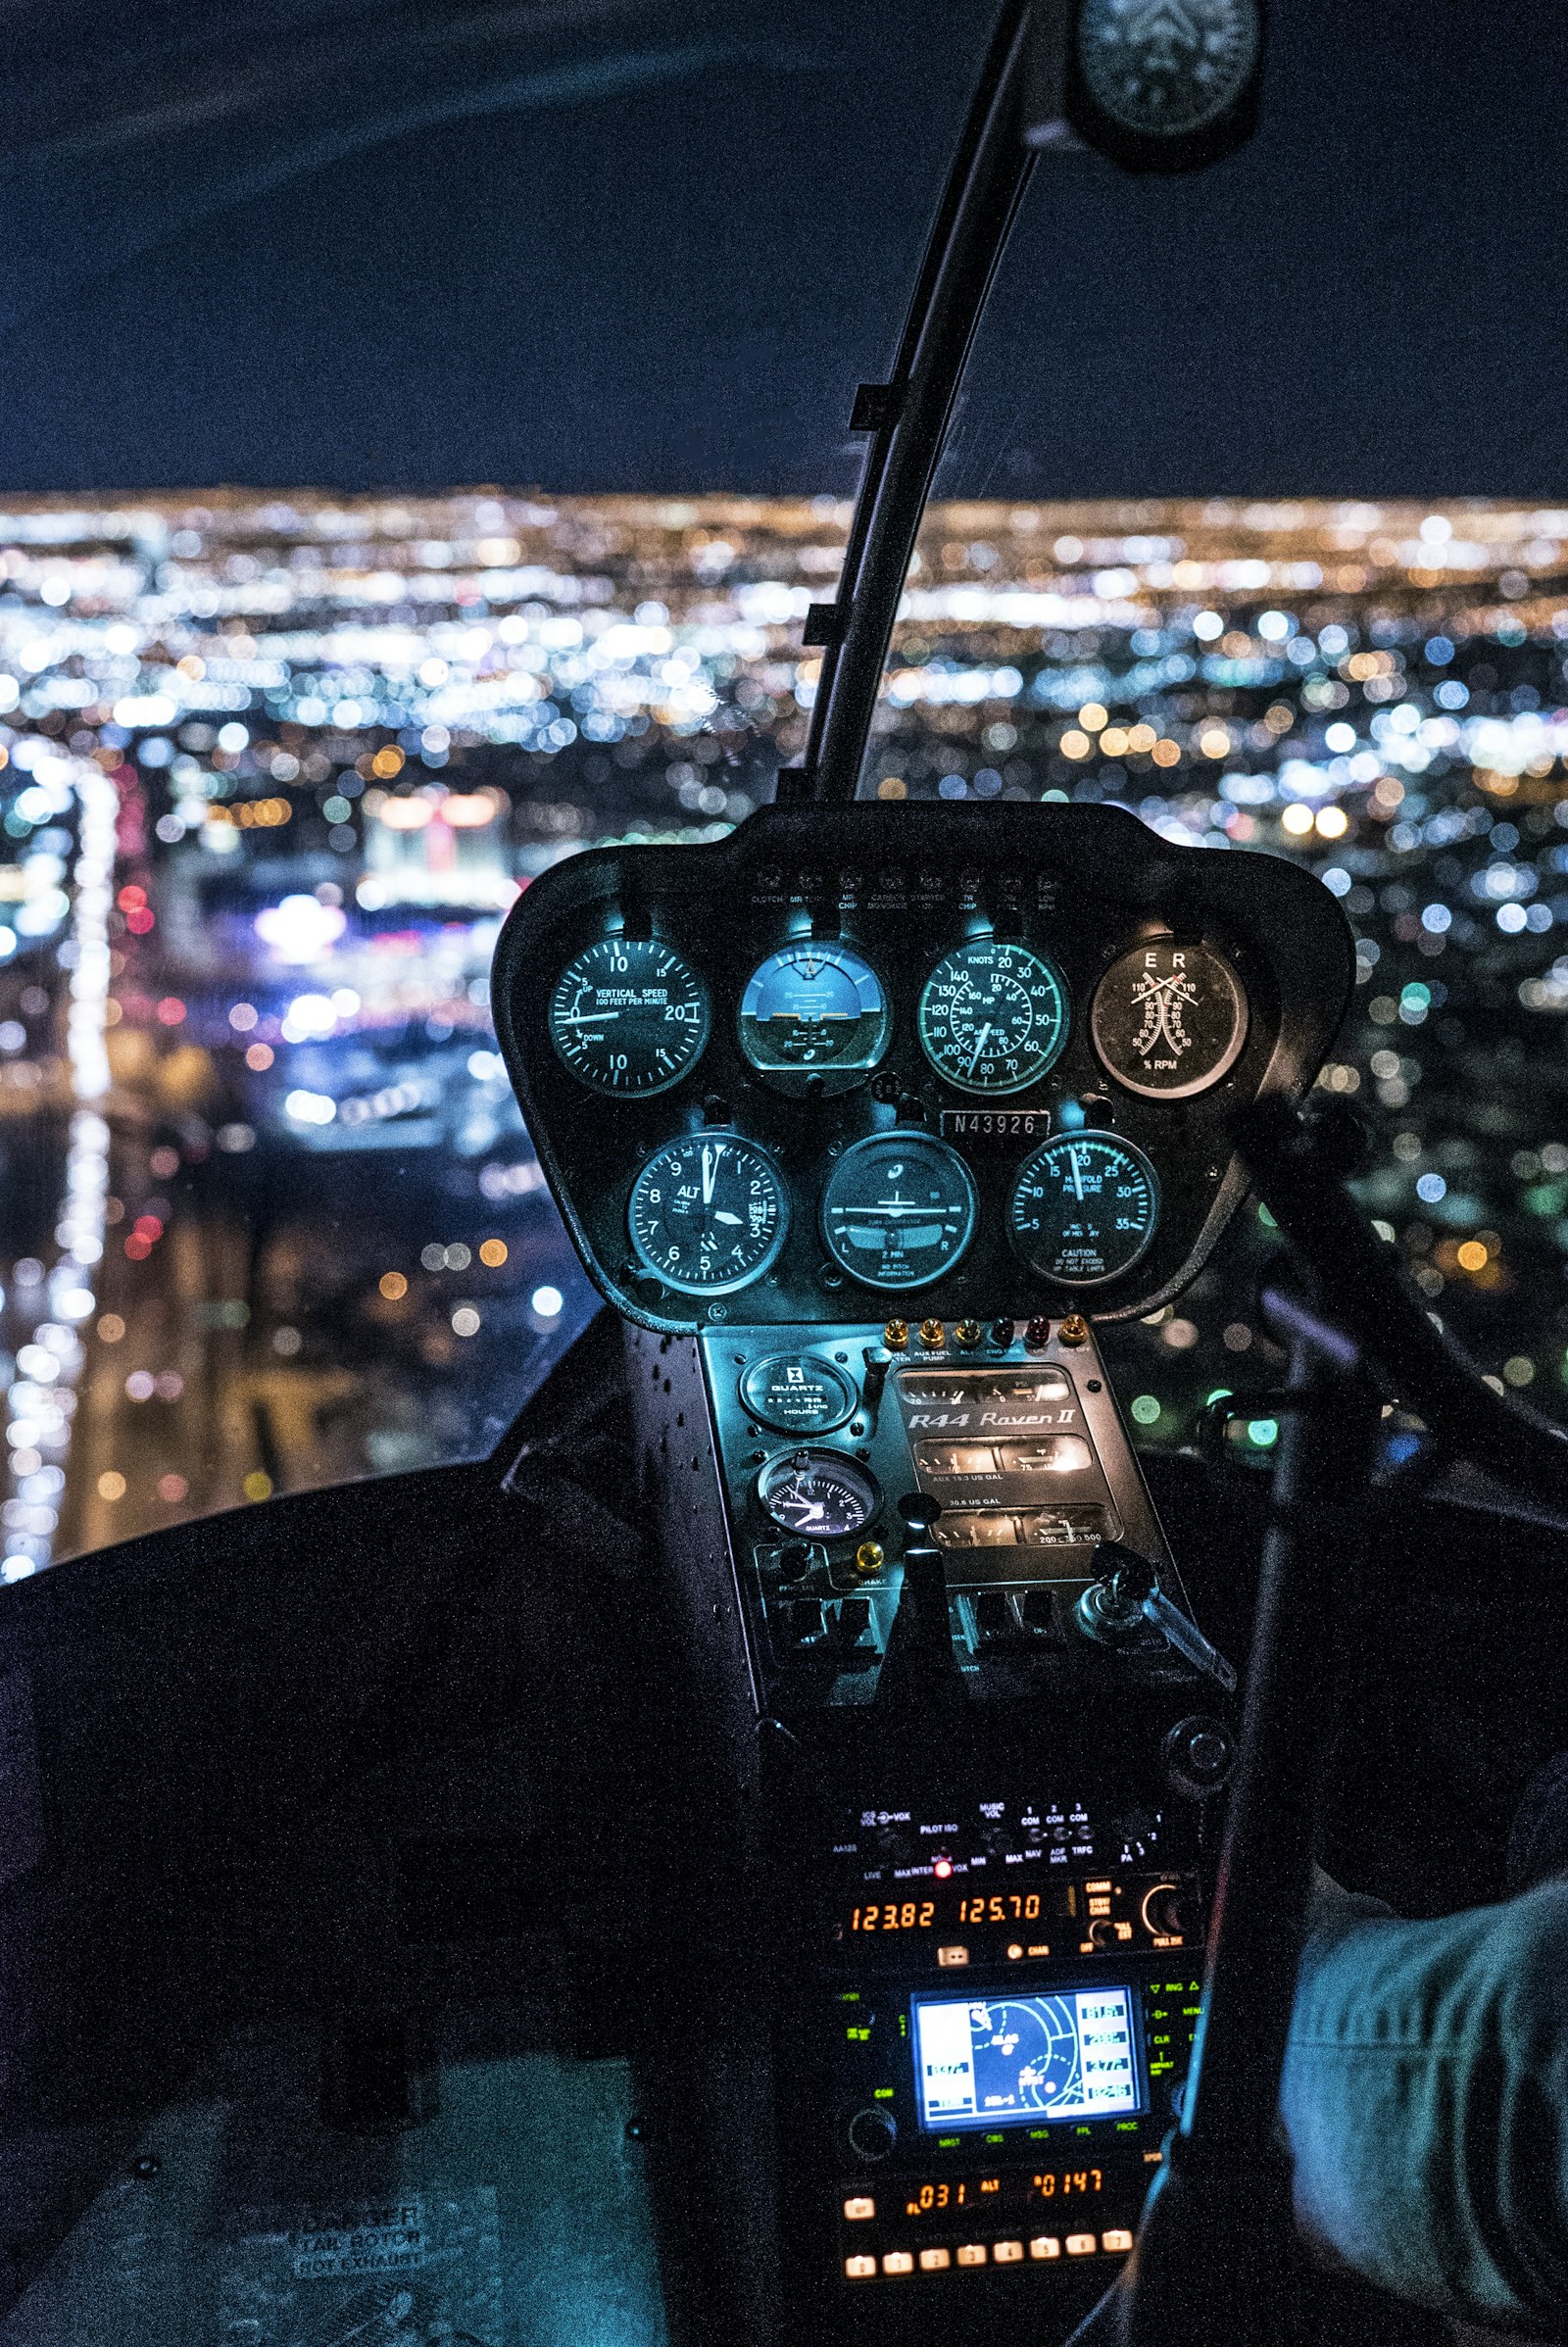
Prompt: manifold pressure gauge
<box><xmin>759</xmin><ymin>1448</ymin><xmax>881</xmax><ymax>1540</ymax></box>
<box><xmin>1008</xmin><ymin>1131</ymin><xmax>1160</xmax><ymax>1286</ymax></box>
<box><xmin>548</xmin><ymin>937</ymin><xmax>710</xmax><ymax>1096</ymax></box>
<box><xmin>627</xmin><ymin>1133</ymin><xmax>788</xmax><ymax>1294</ymax></box>
<box><xmin>1091</xmin><ymin>940</ymin><xmax>1248</xmax><ymax>1099</ymax></box>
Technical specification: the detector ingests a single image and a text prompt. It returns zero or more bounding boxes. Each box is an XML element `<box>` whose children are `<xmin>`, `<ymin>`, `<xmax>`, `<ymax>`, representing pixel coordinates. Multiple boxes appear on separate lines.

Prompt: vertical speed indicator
<box><xmin>548</xmin><ymin>938</ymin><xmax>710</xmax><ymax>1097</ymax></box>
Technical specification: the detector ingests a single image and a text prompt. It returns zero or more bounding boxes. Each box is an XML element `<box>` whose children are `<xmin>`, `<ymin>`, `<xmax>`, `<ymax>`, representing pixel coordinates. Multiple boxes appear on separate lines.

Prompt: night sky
<box><xmin>1</xmin><ymin>0</ymin><xmax>1565</xmax><ymax>498</ymax></box>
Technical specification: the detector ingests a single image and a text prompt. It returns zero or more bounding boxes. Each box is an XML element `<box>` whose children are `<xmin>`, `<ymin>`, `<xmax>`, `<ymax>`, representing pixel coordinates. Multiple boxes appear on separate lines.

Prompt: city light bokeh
<box><xmin>2</xmin><ymin>487</ymin><xmax>1567</xmax><ymax>1576</ymax></box>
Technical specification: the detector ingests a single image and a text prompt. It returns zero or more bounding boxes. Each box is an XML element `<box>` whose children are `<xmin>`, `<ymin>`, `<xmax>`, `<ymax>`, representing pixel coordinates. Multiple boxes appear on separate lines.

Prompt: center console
<box><xmin>491</xmin><ymin>801</ymin><xmax>1352</xmax><ymax>2343</ymax></box>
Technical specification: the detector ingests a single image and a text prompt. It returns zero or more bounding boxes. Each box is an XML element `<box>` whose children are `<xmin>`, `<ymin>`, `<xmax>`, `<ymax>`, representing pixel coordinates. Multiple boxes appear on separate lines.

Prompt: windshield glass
<box><xmin>0</xmin><ymin>0</ymin><xmax>995</xmax><ymax>1580</ymax></box>
<box><xmin>0</xmin><ymin>493</ymin><xmax>877</xmax><ymax>1575</ymax></box>
<box><xmin>870</xmin><ymin>482</ymin><xmax>1568</xmax><ymax>1455</ymax></box>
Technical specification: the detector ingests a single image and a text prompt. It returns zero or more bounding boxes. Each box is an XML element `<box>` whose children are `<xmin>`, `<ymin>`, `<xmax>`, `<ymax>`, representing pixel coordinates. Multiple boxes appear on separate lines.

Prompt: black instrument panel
<box><xmin>492</xmin><ymin>803</ymin><xmax>1353</xmax><ymax>1333</ymax></box>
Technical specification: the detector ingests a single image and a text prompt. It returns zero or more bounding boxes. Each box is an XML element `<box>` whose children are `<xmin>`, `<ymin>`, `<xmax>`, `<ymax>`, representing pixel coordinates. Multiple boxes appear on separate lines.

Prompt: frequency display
<box><xmin>911</xmin><ymin>1987</ymin><xmax>1144</xmax><ymax>2131</ymax></box>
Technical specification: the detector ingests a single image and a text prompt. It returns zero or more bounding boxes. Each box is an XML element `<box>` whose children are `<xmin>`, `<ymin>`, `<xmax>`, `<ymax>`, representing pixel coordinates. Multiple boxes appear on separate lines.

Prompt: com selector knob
<box><xmin>849</xmin><ymin>2108</ymin><xmax>898</xmax><ymax>2162</ymax></box>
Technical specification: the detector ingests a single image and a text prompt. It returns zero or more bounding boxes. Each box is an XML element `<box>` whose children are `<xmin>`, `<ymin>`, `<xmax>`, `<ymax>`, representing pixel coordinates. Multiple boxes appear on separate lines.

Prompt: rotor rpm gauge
<box><xmin>738</xmin><ymin>941</ymin><xmax>890</xmax><ymax>1096</ymax></box>
<box><xmin>549</xmin><ymin>937</ymin><xmax>709</xmax><ymax>1096</ymax></box>
<box><xmin>918</xmin><ymin>940</ymin><xmax>1069</xmax><ymax>1094</ymax></box>
<box><xmin>627</xmin><ymin>1133</ymin><xmax>788</xmax><ymax>1295</ymax></box>
<box><xmin>821</xmin><ymin>1133</ymin><xmax>978</xmax><ymax>1292</ymax></box>
<box><xmin>1008</xmin><ymin>1132</ymin><xmax>1160</xmax><ymax>1287</ymax></box>
<box><xmin>1091</xmin><ymin>941</ymin><xmax>1248</xmax><ymax>1100</ymax></box>
<box><xmin>758</xmin><ymin>1448</ymin><xmax>881</xmax><ymax>1541</ymax></box>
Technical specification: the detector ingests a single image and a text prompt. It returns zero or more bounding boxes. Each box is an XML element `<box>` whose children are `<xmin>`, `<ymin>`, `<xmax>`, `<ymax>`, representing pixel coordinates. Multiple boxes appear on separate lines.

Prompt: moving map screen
<box><xmin>911</xmin><ymin>1986</ymin><xmax>1144</xmax><ymax>2132</ymax></box>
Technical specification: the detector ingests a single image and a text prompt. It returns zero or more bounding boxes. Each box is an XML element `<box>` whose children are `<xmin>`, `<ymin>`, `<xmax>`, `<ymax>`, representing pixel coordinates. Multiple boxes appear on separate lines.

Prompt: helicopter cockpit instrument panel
<box><xmin>488</xmin><ymin>797</ymin><xmax>1351</xmax><ymax>2341</ymax></box>
<box><xmin>492</xmin><ymin>801</ymin><xmax>1352</xmax><ymax>1337</ymax></box>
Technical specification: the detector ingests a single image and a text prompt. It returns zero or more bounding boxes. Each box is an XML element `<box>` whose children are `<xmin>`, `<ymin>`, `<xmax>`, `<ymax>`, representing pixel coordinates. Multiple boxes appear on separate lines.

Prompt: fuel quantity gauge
<box><xmin>1008</xmin><ymin>1132</ymin><xmax>1160</xmax><ymax>1286</ymax></box>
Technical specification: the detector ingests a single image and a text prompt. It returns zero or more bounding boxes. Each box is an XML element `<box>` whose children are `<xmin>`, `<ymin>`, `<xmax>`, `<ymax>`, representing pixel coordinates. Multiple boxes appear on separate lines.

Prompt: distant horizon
<box><xmin>1</xmin><ymin>490</ymin><xmax>1565</xmax><ymax>516</ymax></box>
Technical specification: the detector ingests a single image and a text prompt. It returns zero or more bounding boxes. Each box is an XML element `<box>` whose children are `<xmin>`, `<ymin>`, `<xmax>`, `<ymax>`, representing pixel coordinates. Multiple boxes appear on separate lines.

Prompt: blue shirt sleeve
<box><xmin>1280</xmin><ymin>1870</ymin><xmax>1568</xmax><ymax>2327</ymax></box>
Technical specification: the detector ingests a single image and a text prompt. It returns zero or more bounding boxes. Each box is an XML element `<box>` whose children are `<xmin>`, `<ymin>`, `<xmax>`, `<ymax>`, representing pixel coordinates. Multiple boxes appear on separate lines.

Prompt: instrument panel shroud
<box><xmin>493</xmin><ymin>803</ymin><xmax>1353</xmax><ymax>1334</ymax></box>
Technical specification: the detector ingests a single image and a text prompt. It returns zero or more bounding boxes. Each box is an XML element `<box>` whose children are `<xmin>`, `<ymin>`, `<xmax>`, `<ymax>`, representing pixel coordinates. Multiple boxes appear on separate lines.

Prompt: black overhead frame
<box><xmin>798</xmin><ymin>0</ymin><xmax>1037</xmax><ymax>806</ymax></box>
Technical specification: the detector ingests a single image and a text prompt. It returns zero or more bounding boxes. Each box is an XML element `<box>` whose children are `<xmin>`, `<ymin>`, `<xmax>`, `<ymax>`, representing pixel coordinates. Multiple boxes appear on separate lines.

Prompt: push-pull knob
<box><xmin>874</xmin><ymin>1494</ymin><xmax>965</xmax><ymax>1709</ymax></box>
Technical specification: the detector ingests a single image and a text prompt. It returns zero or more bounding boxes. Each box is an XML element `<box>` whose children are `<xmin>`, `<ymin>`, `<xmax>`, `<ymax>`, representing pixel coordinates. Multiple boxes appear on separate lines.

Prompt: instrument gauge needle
<box><xmin>1070</xmin><ymin>1148</ymin><xmax>1085</xmax><ymax>1202</ymax></box>
<box><xmin>702</xmin><ymin>1145</ymin><xmax>715</xmax><ymax>1206</ymax></box>
<box><xmin>967</xmin><ymin>1021</ymin><xmax>992</xmax><ymax>1075</ymax></box>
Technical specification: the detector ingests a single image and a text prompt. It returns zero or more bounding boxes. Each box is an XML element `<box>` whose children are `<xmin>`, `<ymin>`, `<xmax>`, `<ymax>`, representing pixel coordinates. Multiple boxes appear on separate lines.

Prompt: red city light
<box><xmin>133</xmin><ymin>1214</ymin><xmax>163</xmax><ymax>1241</ymax></box>
<box><xmin>155</xmin><ymin>997</ymin><xmax>185</xmax><ymax>1025</ymax></box>
<box><xmin>117</xmin><ymin>885</ymin><xmax>146</xmax><ymax>911</ymax></box>
<box><xmin>123</xmin><ymin>1233</ymin><xmax>152</xmax><ymax>1260</ymax></box>
<box><xmin>126</xmin><ymin>906</ymin><xmax>156</xmax><ymax>935</ymax></box>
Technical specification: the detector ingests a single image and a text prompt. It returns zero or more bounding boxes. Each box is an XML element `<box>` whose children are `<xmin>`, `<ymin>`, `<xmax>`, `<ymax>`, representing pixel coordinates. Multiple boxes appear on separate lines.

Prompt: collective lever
<box><xmin>873</xmin><ymin>1493</ymin><xmax>966</xmax><ymax>1708</ymax></box>
<box><xmin>1075</xmin><ymin>1540</ymin><xmax>1237</xmax><ymax>1694</ymax></box>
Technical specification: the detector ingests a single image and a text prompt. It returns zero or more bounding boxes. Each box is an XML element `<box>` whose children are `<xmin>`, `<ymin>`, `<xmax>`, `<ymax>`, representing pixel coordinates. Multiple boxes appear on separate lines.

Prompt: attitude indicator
<box><xmin>738</xmin><ymin>942</ymin><xmax>890</xmax><ymax>1096</ymax></box>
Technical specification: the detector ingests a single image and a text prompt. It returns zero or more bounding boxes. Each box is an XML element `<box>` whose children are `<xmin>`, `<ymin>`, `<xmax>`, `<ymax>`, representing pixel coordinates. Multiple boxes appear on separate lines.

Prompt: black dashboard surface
<box><xmin>492</xmin><ymin>803</ymin><xmax>1353</xmax><ymax>1335</ymax></box>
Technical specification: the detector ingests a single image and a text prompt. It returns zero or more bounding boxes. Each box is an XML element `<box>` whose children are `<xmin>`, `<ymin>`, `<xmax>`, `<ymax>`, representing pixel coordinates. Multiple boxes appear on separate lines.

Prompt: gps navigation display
<box><xmin>911</xmin><ymin>1986</ymin><xmax>1144</xmax><ymax>2131</ymax></box>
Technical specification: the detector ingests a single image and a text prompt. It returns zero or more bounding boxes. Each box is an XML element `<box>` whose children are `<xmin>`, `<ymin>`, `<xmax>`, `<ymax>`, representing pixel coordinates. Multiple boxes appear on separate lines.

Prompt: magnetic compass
<box><xmin>1091</xmin><ymin>941</ymin><xmax>1248</xmax><ymax>1100</ymax></box>
<box><xmin>918</xmin><ymin>940</ymin><xmax>1069</xmax><ymax>1095</ymax></box>
<box><xmin>548</xmin><ymin>938</ymin><xmax>710</xmax><ymax>1096</ymax></box>
<box><xmin>1007</xmin><ymin>1132</ymin><xmax>1160</xmax><ymax>1286</ymax></box>
<box><xmin>627</xmin><ymin>1133</ymin><xmax>788</xmax><ymax>1294</ymax></box>
<box><xmin>738</xmin><ymin>941</ymin><xmax>890</xmax><ymax>1096</ymax></box>
<box><xmin>758</xmin><ymin>1448</ymin><xmax>881</xmax><ymax>1540</ymax></box>
<box><xmin>1077</xmin><ymin>0</ymin><xmax>1262</xmax><ymax>142</ymax></box>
